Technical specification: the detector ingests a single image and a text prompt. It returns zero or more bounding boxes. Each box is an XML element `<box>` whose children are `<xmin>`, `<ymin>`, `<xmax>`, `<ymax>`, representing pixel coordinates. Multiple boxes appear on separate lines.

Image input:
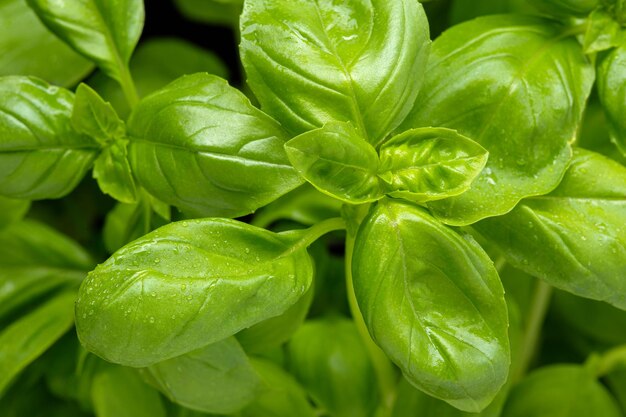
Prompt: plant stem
<box><xmin>286</xmin><ymin>217</ymin><xmax>346</xmax><ymax>255</ymax></box>
<box><xmin>345</xmin><ymin>233</ymin><xmax>397</xmax><ymax>415</ymax></box>
<box><xmin>587</xmin><ymin>345</ymin><xmax>626</xmax><ymax>377</ymax></box>
<box><xmin>118</xmin><ymin>64</ymin><xmax>139</xmax><ymax>109</ymax></box>
<box><xmin>512</xmin><ymin>279</ymin><xmax>553</xmax><ymax>382</ymax></box>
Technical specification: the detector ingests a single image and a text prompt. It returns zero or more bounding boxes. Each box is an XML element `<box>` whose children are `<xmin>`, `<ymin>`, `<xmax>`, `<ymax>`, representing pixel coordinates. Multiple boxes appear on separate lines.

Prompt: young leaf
<box><xmin>285</xmin><ymin>122</ymin><xmax>384</xmax><ymax>204</ymax></box>
<box><xmin>0</xmin><ymin>196</ymin><xmax>29</xmax><ymax>229</ymax></box>
<box><xmin>75</xmin><ymin>218</ymin><xmax>314</xmax><ymax>367</ymax></box>
<box><xmin>26</xmin><ymin>0</ymin><xmax>144</xmax><ymax>86</ymax></box>
<box><xmin>0</xmin><ymin>76</ymin><xmax>99</xmax><ymax>200</ymax></box>
<box><xmin>473</xmin><ymin>149</ymin><xmax>626</xmax><ymax>309</ymax></box>
<box><xmin>93</xmin><ymin>139</ymin><xmax>137</xmax><ymax>203</ymax></box>
<box><xmin>286</xmin><ymin>316</ymin><xmax>379</xmax><ymax>417</ymax></box>
<box><xmin>583</xmin><ymin>8</ymin><xmax>624</xmax><ymax>54</ymax></box>
<box><xmin>598</xmin><ymin>43</ymin><xmax>626</xmax><ymax>157</ymax></box>
<box><xmin>72</xmin><ymin>83</ymin><xmax>125</xmax><ymax>145</ymax></box>
<box><xmin>0</xmin><ymin>0</ymin><xmax>93</xmax><ymax>87</ymax></box>
<box><xmin>352</xmin><ymin>199</ymin><xmax>509</xmax><ymax>412</ymax></box>
<box><xmin>502</xmin><ymin>365</ymin><xmax>621</xmax><ymax>417</ymax></box>
<box><xmin>240</xmin><ymin>0</ymin><xmax>431</xmax><ymax>144</ymax></box>
<box><xmin>91</xmin><ymin>366</ymin><xmax>166</xmax><ymax>417</ymax></box>
<box><xmin>127</xmin><ymin>73</ymin><xmax>303</xmax><ymax>218</ymax></box>
<box><xmin>401</xmin><ymin>15</ymin><xmax>594</xmax><ymax>225</ymax></box>
<box><xmin>0</xmin><ymin>290</ymin><xmax>76</xmax><ymax>395</ymax></box>
<box><xmin>378</xmin><ymin>127</ymin><xmax>488</xmax><ymax>203</ymax></box>
<box><xmin>142</xmin><ymin>337</ymin><xmax>260</xmax><ymax>414</ymax></box>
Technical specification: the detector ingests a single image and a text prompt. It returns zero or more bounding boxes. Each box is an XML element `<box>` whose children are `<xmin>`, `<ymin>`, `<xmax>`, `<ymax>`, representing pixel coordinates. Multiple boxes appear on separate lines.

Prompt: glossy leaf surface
<box><xmin>285</xmin><ymin>122</ymin><xmax>383</xmax><ymax>203</ymax></box>
<box><xmin>72</xmin><ymin>83</ymin><xmax>125</xmax><ymax>145</ymax></box>
<box><xmin>26</xmin><ymin>0</ymin><xmax>144</xmax><ymax>83</ymax></box>
<box><xmin>0</xmin><ymin>290</ymin><xmax>76</xmax><ymax>395</ymax></box>
<box><xmin>240</xmin><ymin>0</ymin><xmax>431</xmax><ymax>144</ymax></box>
<box><xmin>598</xmin><ymin>44</ymin><xmax>626</xmax><ymax>156</ymax></box>
<box><xmin>582</xmin><ymin>8</ymin><xmax>624</xmax><ymax>54</ymax></box>
<box><xmin>474</xmin><ymin>149</ymin><xmax>626</xmax><ymax>309</ymax></box>
<box><xmin>91</xmin><ymin>366</ymin><xmax>166</xmax><ymax>417</ymax></box>
<box><xmin>401</xmin><ymin>15</ymin><xmax>594</xmax><ymax>225</ymax></box>
<box><xmin>0</xmin><ymin>76</ymin><xmax>98</xmax><ymax>199</ymax></box>
<box><xmin>76</xmin><ymin>218</ymin><xmax>314</xmax><ymax>367</ymax></box>
<box><xmin>502</xmin><ymin>365</ymin><xmax>621</xmax><ymax>417</ymax></box>
<box><xmin>353</xmin><ymin>199</ymin><xmax>509</xmax><ymax>412</ymax></box>
<box><xmin>379</xmin><ymin>127</ymin><xmax>488</xmax><ymax>202</ymax></box>
<box><xmin>286</xmin><ymin>316</ymin><xmax>378</xmax><ymax>417</ymax></box>
<box><xmin>93</xmin><ymin>139</ymin><xmax>137</xmax><ymax>203</ymax></box>
<box><xmin>0</xmin><ymin>0</ymin><xmax>93</xmax><ymax>86</ymax></box>
<box><xmin>143</xmin><ymin>337</ymin><xmax>259</xmax><ymax>414</ymax></box>
<box><xmin>128</xmin><ymin>73</ymin><xmax>302</xmax><ymax>218</ymax></box>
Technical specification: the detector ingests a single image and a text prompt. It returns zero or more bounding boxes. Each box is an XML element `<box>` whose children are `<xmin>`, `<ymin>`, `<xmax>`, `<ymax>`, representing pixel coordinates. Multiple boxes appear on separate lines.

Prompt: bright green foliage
<box><xmin>353</xmin><ymin>199</ymin><xmax>509</xmax><ymax>412</ymax></box>
<box><xmin>2</xmin><ymin>0</ymin><xmax>626</xmax><ymax>416</ymax></box>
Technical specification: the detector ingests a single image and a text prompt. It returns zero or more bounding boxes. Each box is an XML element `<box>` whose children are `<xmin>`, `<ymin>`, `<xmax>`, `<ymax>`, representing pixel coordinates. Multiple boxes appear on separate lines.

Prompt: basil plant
<box><xmin>1</xmin><ymin>0</ymin><xmax>626</xmax><ymax>416</ymax></box>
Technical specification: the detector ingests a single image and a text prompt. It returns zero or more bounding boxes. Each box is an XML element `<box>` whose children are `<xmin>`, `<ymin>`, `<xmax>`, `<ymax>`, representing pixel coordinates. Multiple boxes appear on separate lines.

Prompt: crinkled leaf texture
<box><xmin>401</xmin><ymin>15</ymin><xmax>594</xmax><ymax>225</ymax></box>
<box><xmin>352</xmin><ymin>199</ymin><xmax>509</xmax><ymax>412</ymax></box>
<box><xmin>379</xmin><ymin>127</ymin><xmax>488</xmax><ymax>203</ymax></box>
<box><xmin>240</xmin><ymin>0</ymin><xmax>431</xmax><ymax>144</ymax></box>
<box><xmin>598</xmin><ymin>43</ymin><xmax>626</xmax><ymax>157</ymax></box>
<box><xmin>285</xmin><ymin>122</ymin><xmax>383</xmax><ymax>204</ymax></box>
<box><xmin>76</xmin><ymin>218</ymin><xmax>313</xmax><ymax>367</ymax></box>
<box><xmin>127</xmin><ymin>73</ymin><xmax>303</xmax><ymax>218</ymax></box>
<box><xmin>474</xmin><ymin>149</ymin><xmax>626</xmax><ymax>309</ymax></box>
<box><xmin>0</xmin><ymin>76</ymin><xmax>98</xmax><ymax>200</ymax></box>
<box><xmin>26</xmin><ymin>0</ymin><xmax>144</xmax><ymax>82</ymax></box>
<box><xmin>142</xmin><ymin>337</ymin><xmax>259</xmax><ymax>414</ymax></box>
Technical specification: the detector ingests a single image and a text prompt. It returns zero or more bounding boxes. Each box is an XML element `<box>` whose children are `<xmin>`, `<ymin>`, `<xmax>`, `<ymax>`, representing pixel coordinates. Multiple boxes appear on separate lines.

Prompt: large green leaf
<box><xmin>502</xmin><ymin>365</ymin><xmax>621</xmax><ymax>417</ymax></box>
<box><xmin>598</xmin><ymin>43</ymin><xmax>626</xmax><ymax>157</ymax></box>
<box><xmin>142</xmin><ymin>337</ymin><xmax>259</xmax><ymax>414</ymax></box>
<box><xmin>0</xmin><ymin>290</ymin><xmax>76</xmax><ymax>395</ymax></box>
<box><xmin>91</xmin><ymin>366</ymin><xmax>166</xmax><ymax>417</ymax></box>
<box><xmin>378</xmin><ymin>127</ymin><xmax>488</xmax><ymax>203</ymax></box>
<box><xmin>0</xmin><ymin>76</ymin><xmax>99</xmax><ymax>199</ymax></box>
<box><xmin>285</xmin><ymin>122</ymin><xmax>383</xmax><ymax>204</ymax></box>
<box><xmin>127</xmin><ymin>73</ymin><xmax>302</xmax><ymax>218</ymax></box>
<box><xmin>76</xmin><ymin>218</ymin><xmax>314</xmax><ymax>367</ymax></box>
<box><xmin>401</xmin><ymin>15</ymin><xmax>594</xmax><ymax>225</ymax></box>
<box><xmin>26</xmin><ymin>0</ymin><xmax>144</xmax><ymax>85</ymax></box>
<box><xmin>240</xmin><ymin>0</ymin><xmax>431</xmax><ymax>144</ymax></box>
<box><xmin>353</xmin><ymin>199</ymin><xmax>509</xmax><ymax>412</ymax></box>
<box><xmin>0</xmin><ymin>0</ymin><xmax>93</xmax><ymax>86</ymax></box>
<box><xmin>286</xmin><ymin>316</ymin><xmax>379</xmax><ymax>417</ymax></box>
<box><xmin>474</xmin><ymin>149</ymin><xmax>626</xmax><ymax>309</ymax></box>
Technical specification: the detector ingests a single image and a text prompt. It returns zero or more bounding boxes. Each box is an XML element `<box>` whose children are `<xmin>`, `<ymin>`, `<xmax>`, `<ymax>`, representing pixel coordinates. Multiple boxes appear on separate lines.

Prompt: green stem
<box><xmin>118</xmin><ymin>63</ymin><xmax>139</xmax><ymax>109</ymax></box>
<box><xmin>345</xmin><ymin>233</ymin><xmax>397</xmax><ymax>415</ymax></box>
<box><xmin>587</xmin><ymin>345</ymin><xmax>626</xmax><ymax>377</ymax></box>
<box><xmin>286</xmin><ymin>217</ymin><xmax>346</xmax><ymax>255</ymax></box>
<box><xmin>512</xmin><ymin>279</ymin><xmax>553</xmax><ymax>382</ymax></box>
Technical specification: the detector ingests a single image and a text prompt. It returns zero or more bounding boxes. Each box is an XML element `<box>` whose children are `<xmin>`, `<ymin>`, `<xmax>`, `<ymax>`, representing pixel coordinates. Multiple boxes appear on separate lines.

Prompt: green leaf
<box><xmin>93</xmin><ymin>140</ymin><xmax>137</xmax><ymax>203</ymax></box>
<box><xmin>598</xmin><ymin>43</ymin><xmax>626</xmax><ymax>157</ymax></box>
<box><xmin>26</xmin><ymin>0</ymin><xmax>144</xmax><ymax>85</ymax></box>
<box><xmin>142</xmin><ymin>337</ymin><xmax>259</xmax><ymax>414</ymax></box>
<box><xmin>0</xmin><ymin>76</ymin><xmax>99</xmax><ymax>199</ymax></box>
<box><xmin>89</xmin><ymin>37</ymin><xmax>229</xmax><ymax>119</ymax></box>
<box><xmin>353</xmin><ymin>199</ymin><xmax>509</xmax><ymax>412</ymax></box>
<box><xmin>0</xmin><ymin>0</ymin><xmax>93</xmax><ymax>87</ymax></box>
<box><xmin>91</xmin><ymin>366</ymin><xmax>166</xmax><ymax>417</ymax></box>
<box><xmin>449</xmin><ymin>0</ymin><xmax>539</xmax><ymax>25</ymax></box>
<box><xmin>502</xmin><ymin>365</ymin><xmax>621</xmax><ymax>417</ymax></box>
<box><xmin>72</xmin><ymin>83</ymin><xmax>125</xmax><ymax>145</ymax></box>
<box><xmin>0</xmin><ymin>290</ymin><xmax>76</xmax><ymax>395</ymax></box>
<box><xmin>401</xmin><ymin>15</ymin><xmax>594</xmax><ymax>225</ymax></box>
<box><xmin>0</xmin><ymin>196</ymin><xmax>29</xmax><ymax>229</ymax></box>
<box><xmin>285</xmin><ymin>122</ymin><xmax>383</xmax><ymax>204</ymax></box>
<box><xmin>0</xmin><ymin>219</ymin><xmax>92</xmax><ymax>321</ymax></box>
<box><xmin>76</xmin><ymin>218</ymin><xmax>314</xmax><ymax>367</ymax></box>
<box><xmin>127</xmin><ymin>73</ymin><xmax>302</xmax><ymax>218</ymax></box>
<box><xmin>527</xmin><ymin>0</ymin><xmax>599</xmax><ymax>16</ymax></box>
<box><xmin>174</xmin><ymin>0</ymin><xmax>243</xmax><ymax>26</ymax></box>
<box><xmin>378</xmin><ymin>127</ymin><xmax>488</xmax><ymax>203</ymax></box>
<box><xmin>473</xmin><ymin>149</ymin><xmax>626</xmax><ymax>309</ymax></box>
<box><xmin>240</xmin><ymin>0</ymin><xmax>431</xmax><ymax>144</ymax></box>
<box><xmin>242</xmin><ymin>359</ymin><xmax>317</xmax><ymax>417</ymax></box>
<box><xmin>237</xmin><ymin>285</ymin><xmax>313</xmax><ymax>354</ymax></box>
<box><xmin>583</xmin><ymin>8</ymin><xmax>624</xmax><ymax>54</ymax></box>
<box><xmin>286</xmin><ymin>316</ymin><xmax>379</xmax><ymax>417</ymax></box>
